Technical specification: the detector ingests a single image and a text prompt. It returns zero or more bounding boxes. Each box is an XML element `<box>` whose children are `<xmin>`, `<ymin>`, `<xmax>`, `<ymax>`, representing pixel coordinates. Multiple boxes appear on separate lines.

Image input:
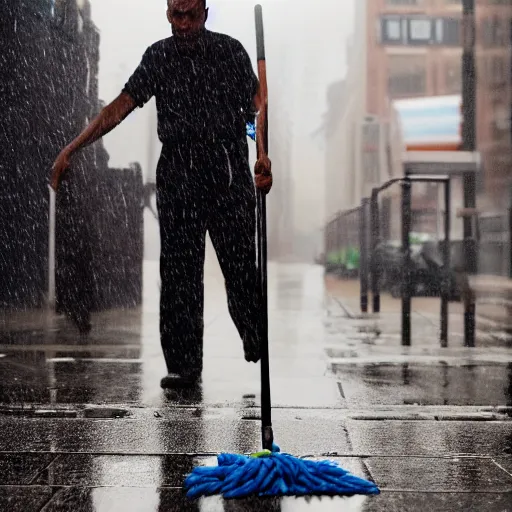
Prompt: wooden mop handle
<box><xmin>255</xmin><ymin>5</ymin><xmax>268</xmax><ymax>157</ymax></box>
<box><xmin>254</xmin><ymin>4</ymin><xmax>273</xmax><ymax>452</ymax></box>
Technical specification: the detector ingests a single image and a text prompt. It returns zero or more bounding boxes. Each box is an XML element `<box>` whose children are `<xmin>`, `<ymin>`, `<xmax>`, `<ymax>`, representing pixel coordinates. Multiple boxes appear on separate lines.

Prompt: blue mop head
<box><xmin>185</xmin><ymin>445</ymin><xmax>379</xmax><ymax>499</ymax></box>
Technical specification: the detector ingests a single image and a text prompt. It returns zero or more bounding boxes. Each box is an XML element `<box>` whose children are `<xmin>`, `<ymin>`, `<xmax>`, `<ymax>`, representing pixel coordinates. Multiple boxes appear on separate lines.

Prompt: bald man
<box><xmin>51</xmin><ymin>0</ymin><xmax>272</xmax><ymax>389</ymax></box>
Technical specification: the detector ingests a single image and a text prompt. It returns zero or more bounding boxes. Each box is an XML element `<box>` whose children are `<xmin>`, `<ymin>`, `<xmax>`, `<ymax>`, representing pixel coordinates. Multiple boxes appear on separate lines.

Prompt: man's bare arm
<box><xmin>64</xmin><ymin>92</ymin><xmax>136</xmax><ymax>157</ymax></box>
<box><xmin>50</xmin><ymin>92</ymin><xmax>137</xmax><ymax>190</ymax></box>
<box><xmin>252</xmin><ymin>85</ymin><xmax>272</xmax><ymax>194</ymax></box>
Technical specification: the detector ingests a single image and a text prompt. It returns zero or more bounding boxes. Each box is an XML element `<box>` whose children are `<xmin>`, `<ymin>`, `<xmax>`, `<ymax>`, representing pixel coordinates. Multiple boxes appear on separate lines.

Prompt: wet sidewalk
<box><xmin>1</xmin><ymin>248</ymin><xmax>512</xmax><ymax>511</ymax></box>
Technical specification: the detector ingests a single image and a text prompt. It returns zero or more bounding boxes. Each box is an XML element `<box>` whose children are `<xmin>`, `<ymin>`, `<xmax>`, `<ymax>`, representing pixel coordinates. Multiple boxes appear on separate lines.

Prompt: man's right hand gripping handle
<box><xmin>50</xmin><ymin>92</ymin><xmax>137</xmax><ymax>191</ymax></box>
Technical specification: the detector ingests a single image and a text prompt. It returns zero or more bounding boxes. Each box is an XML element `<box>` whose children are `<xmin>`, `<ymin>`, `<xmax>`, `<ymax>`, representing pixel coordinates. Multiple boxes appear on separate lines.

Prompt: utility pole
<box><xmin>461</xmin><ymin>0</ymin><xmax>477</xmax><ymax>347</ymax></box>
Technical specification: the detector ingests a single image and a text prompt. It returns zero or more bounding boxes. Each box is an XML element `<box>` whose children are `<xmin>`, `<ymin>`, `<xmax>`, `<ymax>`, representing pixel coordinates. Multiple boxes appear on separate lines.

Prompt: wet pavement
<box><xmin>1</xmin><ymin>245</ymin><xmax>512</xmax><ymax>510</ymax></box>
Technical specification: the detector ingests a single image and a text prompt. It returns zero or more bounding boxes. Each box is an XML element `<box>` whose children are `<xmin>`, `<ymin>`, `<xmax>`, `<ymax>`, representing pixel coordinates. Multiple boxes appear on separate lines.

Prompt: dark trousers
<box><xmin>156</xmin><ymin>140</ymin><xmax>261</xmax><ymax>375</ymax></box>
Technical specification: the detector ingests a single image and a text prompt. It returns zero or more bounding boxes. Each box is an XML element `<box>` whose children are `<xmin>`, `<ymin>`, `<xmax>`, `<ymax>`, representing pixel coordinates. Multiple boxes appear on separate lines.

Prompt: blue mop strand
<box><xmin>185</xmin><ymin>444</ymin><xmax>380</xmax><ymax>499</ymax></box>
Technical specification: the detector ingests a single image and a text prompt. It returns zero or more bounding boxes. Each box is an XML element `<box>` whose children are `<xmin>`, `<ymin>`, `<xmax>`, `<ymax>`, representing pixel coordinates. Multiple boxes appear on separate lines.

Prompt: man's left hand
<box><xmin>254</xmin><ymin>155</ymin><xmax>272</xmax><ymax>194</ymax></box>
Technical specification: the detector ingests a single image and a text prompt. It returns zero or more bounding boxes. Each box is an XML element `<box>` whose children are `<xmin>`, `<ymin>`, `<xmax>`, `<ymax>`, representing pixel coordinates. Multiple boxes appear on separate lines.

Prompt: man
<box><xmin>51</xmin><ymin>0</ymin><xmax>272</xmax><ymax>389</ymax></box>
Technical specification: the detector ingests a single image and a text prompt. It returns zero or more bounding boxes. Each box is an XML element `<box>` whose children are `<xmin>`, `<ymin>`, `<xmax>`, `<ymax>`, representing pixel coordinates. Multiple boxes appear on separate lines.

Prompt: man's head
<box><xmin>167</xmin><ymin>0</ymin><xmax>208</xmax><ymax>42</ymax></box>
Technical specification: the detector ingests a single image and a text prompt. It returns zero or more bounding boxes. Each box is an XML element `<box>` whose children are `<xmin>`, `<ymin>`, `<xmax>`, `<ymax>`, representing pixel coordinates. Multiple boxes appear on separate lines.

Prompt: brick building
<box><xmin>323</xmin><ymin>0</ymin><xmax>512</xmax><ymax>274</ymax></box>
<box><xmin>323</xmin><ymin>0</ymin><xmax>464</xmax><ymax>222</ymax></box>
<box><xmin>366</xmin><ymin>0</ymin><xmax>464</xmax><ymax>117</ymax></box>
<box><xmin>476</xmin><ymin>0</ymin><xmax>512</xmax><ymax>210</ymax></box>
<box><xmin>364</xmin><ymin>0</ymin><xmax>512</xmax><ymax>212</ymax></box>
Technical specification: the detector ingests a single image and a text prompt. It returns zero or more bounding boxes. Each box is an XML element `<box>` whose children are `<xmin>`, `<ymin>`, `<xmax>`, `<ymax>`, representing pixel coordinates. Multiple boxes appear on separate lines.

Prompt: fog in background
<box><xmin>89</xmin><ymin>0</ymin><xmax>355</xmax><ymax>261</ymax></box>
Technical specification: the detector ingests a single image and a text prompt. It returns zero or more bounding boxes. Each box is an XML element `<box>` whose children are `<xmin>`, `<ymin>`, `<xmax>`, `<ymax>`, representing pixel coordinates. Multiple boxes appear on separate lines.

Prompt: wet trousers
<box><xmin>156</xmin><ymin>141</ymin><xmax>262</xmax><ymax>375</ymax></box>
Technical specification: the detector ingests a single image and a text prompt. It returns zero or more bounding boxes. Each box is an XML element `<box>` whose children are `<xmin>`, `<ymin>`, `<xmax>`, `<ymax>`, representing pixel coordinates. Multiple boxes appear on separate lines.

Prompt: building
<box><xmin>367</xmin><ymin>0</ymin><xmax>463</xmax><ymax>118</ymax></box>
<box><xmin>323</xmin><ymin>1</ymin><xmax>369</xmax><ymax>222</ymax></box>
<box><xmin>0</xmin><ymin>0</ymin><xmax>143</xmax><ymax>315</ymax></box>
<box><xmin>324</xmin><ymin>0</ymin><xmax>466</xmax><ymax>231</ymax></box>
<box><xmin>369</xmin><ymin>0</ymin><xmax>467</xmax><ymax>235</ymax></box>
<box><xmin>333</xmin><ymin>0</ymin><xmax>512</xmax><ymax>206</ymax></box>
<box><xmin>324</xmin><ymin>0</ymin><xmax>512</xmax><ymax>274</ymax></box>
<box><xmin>475</xmin><ymin>0</ymin><xmax>512</xmax><ymax>211</ymax></box>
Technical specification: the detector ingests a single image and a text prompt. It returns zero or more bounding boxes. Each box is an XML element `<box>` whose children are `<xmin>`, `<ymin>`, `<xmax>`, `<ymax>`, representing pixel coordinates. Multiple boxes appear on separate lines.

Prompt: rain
<box><xmin>1</xmin><ymin>0</ymin><xmax>512</xmax><ymax>510</ymax></box>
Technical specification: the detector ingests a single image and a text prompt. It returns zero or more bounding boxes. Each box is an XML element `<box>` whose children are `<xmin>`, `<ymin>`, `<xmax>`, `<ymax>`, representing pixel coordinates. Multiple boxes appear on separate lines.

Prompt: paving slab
<box><xmin>3</xmin><ymin>486</ymin><xmax>502</xmax><ymax>511</ymax></box>
<box><xmin>0</xmin><ymin>487</ymin><xmax>53</xmax><ymax>512</ymax></box>
<box><xmin>32</xmin><ymin>454</ymin><xmax>203</xmax><ymax>487</ymax></box>
<box><xmin>0</xmin><ymin>453</ymin><xmax>55</xmax><ymax>484</ymax></box>
<box><xmin>360</xmin><ymin>492</ymin><xmax>512</xmax><ymax>512</ymax></box>
<box><xmin>28</xmin><ymin>454</ymin><xmax>367</xmax><ymax>489</ymax></box>
<box><xmin>3</xmin><ymin>261</ymin><xmax>512</xmax><ymax>510</ymax></box>
<box><xmin>40</xmin><ymin>487</ymin><xmax>352</xmax><ymax>512</ymax></box>
<box><xmin>0</xmin><ymin>413</ymin><xmax>352</xmax><ymax>455</ymax></box>
<box><xmin>333</xmin><ymin>362</ymin><xmax>512</xmax><ymax>407</ymax></box>
<box><xmin>365</xmin><ymin>456</ymin><xmax>512</xmax><ymax>492</ymax></box>
<box><xmin>346</xmin><ymin>419</ymin><xmax>512</xmax><ymax>457</ymax></box>
<box><xmin>0</xmin><ymin>262</ymin><xmax>341</xmax><ymax>411</ymax></box>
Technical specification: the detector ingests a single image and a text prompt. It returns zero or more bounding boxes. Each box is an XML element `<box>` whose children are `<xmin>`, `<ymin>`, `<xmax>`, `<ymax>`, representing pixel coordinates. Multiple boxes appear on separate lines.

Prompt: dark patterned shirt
<box><xmin>123</xmin><ymin>30</ymin><xmax>259</xmax><ymax>145</ymax></box>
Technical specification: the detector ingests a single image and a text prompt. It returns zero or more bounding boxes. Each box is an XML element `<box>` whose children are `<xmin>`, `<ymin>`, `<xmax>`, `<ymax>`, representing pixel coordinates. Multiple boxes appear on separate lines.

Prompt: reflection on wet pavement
<box><xmin>332</xmin><ymin>361</ymin><xmax>512</xmax><ymax>406</ymax></box>
<box><xmin>347</xmin><ymin>419</ymin><xmax>512</xmax><ymax>457</ymax></box>
<box><xmin>2</xmin><ymin>259</ymin><xmax>512</xmax><ymax>510</ymax></box>
<box><xmin>0</xmin><ymin>261</ymin><xmax>336</xmax><ymax>410</ymax></box>
<box><xmin>0</xmin><ymin>412</ymin><xmax>352</xmax><ymax>454</ymax></box>
<box><xmin>4</xmin><ymin>486</ymin><xmax>511</xmax><ymax>512</ymax></box>
<box><xmin>3</xmin><ymin>483</ymin><xmax>512</xmax><ymax>511</ymax></box>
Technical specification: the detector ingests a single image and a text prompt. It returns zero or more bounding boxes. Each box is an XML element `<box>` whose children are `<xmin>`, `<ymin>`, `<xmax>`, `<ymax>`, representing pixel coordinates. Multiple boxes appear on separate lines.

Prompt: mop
<box><xmin>184</xmin><ymin>4</ymin><xmax>380</xmax><ymax>500</ymax></box>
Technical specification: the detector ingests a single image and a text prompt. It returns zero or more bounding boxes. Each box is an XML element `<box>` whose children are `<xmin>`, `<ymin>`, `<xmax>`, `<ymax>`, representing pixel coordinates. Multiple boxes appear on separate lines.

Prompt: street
<box><xmin>1</xmin><ymin>246</ymin><xmax>512</xmax><ymax>511</ymax></box>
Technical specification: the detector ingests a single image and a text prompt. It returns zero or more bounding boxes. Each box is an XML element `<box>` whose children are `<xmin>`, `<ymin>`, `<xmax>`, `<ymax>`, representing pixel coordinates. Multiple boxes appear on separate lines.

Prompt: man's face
<box><xmin>167</xmin><ymin>0</ymin><xmax>208</xmax><ymax>42</ymax></box>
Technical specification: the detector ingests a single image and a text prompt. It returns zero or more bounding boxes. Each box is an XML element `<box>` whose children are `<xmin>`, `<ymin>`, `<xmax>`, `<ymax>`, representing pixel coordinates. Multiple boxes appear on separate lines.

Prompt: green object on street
<box><xmin>345</xmin><ymin>247</ymin><xmax>360</xmax><ymax>270</ymax></box>
<box><xmin>326</xmin><ymin>247</ymin><xmax>360</xmax><ymax>270</ymax></box>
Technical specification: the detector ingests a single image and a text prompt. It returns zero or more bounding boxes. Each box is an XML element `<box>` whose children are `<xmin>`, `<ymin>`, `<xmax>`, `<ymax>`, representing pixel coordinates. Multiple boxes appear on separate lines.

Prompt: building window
<box><xmin>510</xmin><ymin>103</ymin><xmax>512</xmax><ymax>146</ymax></box>
<box><xmin>484</xmin><ymin>55</ymin><xmax>508</xmax><ymax>86</ymax></box>
<box><xmin>362</xmin><ymin>122</ymin><xmax>380</xmax><ymax>150</ymax></box>
<box><xmin>490</xmin><ymin>102</ymin><xmax>510</xmax><ymax>142</ymax></box>
<box><xmin>442</xmin><ymin>18</ymin><xmax>461</xmax><ymax>45</ymax></box>
<box><xmin>444</xmin><ymin>56</ymin><xmax>462</xmax><ymax>93</ymax></box>
<box><xmin>362</xmin><ymin>122</ymin><xmax>381</xmax><ymax>184</ymax></box>
<box><xmin>409</xmin><ymin>18</ymin><xmax>432</xmax><ymax>42</ymax></box>
<box><xmin>362</xmin><ymin>151</ymin><xmax>380</xmax><ymax>184</ymax></box>
<box><xmin>381</xmin><ymin>17</ymin><xmax>407</xmax><ymax>44</ymax></box>
<box><xmin>386</xmin><ymin>19</ymin><xmax>402</xmax><ymax>41</ymax></box>
<box><xmin>380</xmin><ymin>16</ymin><xmax>460</xmax><ymax>46</ymax></box>
<box><xmin>481</xmin><ymin>17</ymin><xmax>508</xmax><ymax>48</ymax></box>
<box><xmin>388</xmin><ymin>55</ymin><xmax>427</xmax><ymax>98</ymax></box>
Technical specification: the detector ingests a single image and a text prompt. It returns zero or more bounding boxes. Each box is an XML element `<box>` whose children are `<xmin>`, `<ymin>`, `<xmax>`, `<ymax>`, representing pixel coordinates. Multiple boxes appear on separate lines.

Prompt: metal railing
<box><xmin>324</xmin><ymin>207</ymin><xmax>361</xmax><ymax>276</ymax></box>
<box><xmin>359</xmin><ymin>175</ymin><xmax>451</xmax><ymax>346</ymax></box>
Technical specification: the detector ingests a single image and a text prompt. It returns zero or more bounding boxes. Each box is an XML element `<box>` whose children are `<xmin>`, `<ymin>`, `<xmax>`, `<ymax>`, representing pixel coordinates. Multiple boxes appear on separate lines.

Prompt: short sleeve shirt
<box><xmin>122</xmin><ymin>30</ymin><xmax>259</xmax><ymax>145</ymax></box>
